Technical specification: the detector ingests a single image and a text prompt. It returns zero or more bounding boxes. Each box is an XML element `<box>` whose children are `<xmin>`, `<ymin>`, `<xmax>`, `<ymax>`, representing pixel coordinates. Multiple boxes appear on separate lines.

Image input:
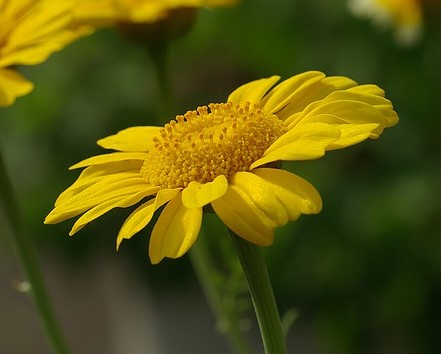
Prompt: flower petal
<box><xmin>149</xmin><ymin>193</ymin><xmax>202</xmax><ymax>264</ymax></box>
<box><xmin>228</xmin><ymin>76</ymin><xmax>280</xmax><ymax>106</ymax></box>
<box><xmin>116</xmin><ymin>188</ymin><xmax>180</xmax><ymax>249</ymax></box>
<box><xmin>272</xmin><ymin>74</ymin><xmax>358</xmax><ymax>120</ymax></box>
<box><xmin>55</xmin><ymin>162</ymin><xmax>143</xmax><ymax>206</ymax></box>
<box><xmin>251</xmin><ymin>122</ymin><xmax>341</xmax><ymax>168</ymax></box>
<box><xmin>46</xmin><ymin>178</ymin><xmax>159</xmax><ymax>223</ymax></box>
<box><xmin>295</xmin><ymin>99</ymin><xmax>390</xmax><ymax>148</ymax></box>
<box><xmin>70</xmin><ymin>152</ymin><xmax>149</xmax><ymax>169</ymax></box>
<box><xmin>0</xmin><ymin>2</ymin><xmax>92</xmax><ymax>67</ymax></box>
<box><xmin>211</xmin><ymin>172</ymin><xmax>283</xmax><ymax>246</ymax></box>
<box><xmin>287</xmin><ymin>86</ymin><xmax>395</xmax><ymax>129</ymax></box>
<box><xmin>181</xmin><ymin>175</ymin><xmax>228</xmax><ymax>209</ymax></box>
<box><xmin>0</xmin><ymin>68</ymin><xmax>33</xmax><ymax>107</ymax></box>
<box><xmin>97</xmin><ymin>126</ymin><xmax>161</xmax><ymax>152</ymax></box>
<box><xmin>346</xmin><ymin>86</ymin><xmax>399</xmax><ymax>127</ymax></box>
<box><xmin>58</xmin><ymin>177</ymin><xmax>156</xmax><ymax>212</ymax></box>
<box><xmin>69</xmin><ymin>188</ymin><xmax>155</xmax><ymax>235</ymax></box>
<box><xmin>252</xmin><ymin>168</ymin><xmax>322</xmax><ymax>220</ymax></box>
<box><xmin>259</xmin><ymin>71</ymin><xmax>325</xmax><ymax>115</ymax></box>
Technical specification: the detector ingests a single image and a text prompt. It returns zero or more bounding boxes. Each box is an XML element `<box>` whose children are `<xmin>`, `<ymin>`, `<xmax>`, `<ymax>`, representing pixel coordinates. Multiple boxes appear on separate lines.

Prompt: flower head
<box><xmin>348</xmin><ymin>0</ymin><xmax>423</xmax><ymax>46</ymax></box>
<box><xmin>0</xmin><ymin>0</ymin><xmax>92</xmax><ymax>107</ymax></box>
<box><xmin>73</xmin><ymin>0</ymin><xmax>237</xmax><ymax>27</ymax></box>
<box><xmin>45</xmin><ymin>71</ymin><xmax>399</xmax><ymax>264</ymax></box>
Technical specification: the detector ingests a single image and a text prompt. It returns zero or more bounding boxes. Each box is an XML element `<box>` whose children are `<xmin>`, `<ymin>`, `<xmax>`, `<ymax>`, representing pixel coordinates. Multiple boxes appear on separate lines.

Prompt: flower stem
<box><xmin>147</xmin><ymin>39</ymin><xmax>174</xmax><ymax>122</ymax></box>
<box><xmin>189</xmin><ymin>230</ymin><xmax>254</xmax><ymax>354</ymax></box>
<box><xmin>229</xmin><ymin>230</ymin><xmax>287</xmax><ymax>354</ymax></box>
<box><xmin>0</xmin><ymin>146</ymin><xmax>71</xmax><ymax>354</ymax></box>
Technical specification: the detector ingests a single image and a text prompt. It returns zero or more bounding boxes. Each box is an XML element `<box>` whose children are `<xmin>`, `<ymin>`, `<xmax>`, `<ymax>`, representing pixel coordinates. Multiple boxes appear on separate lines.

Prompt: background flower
<box><xmin>0</xmin><ymin>0</ymin><xmax>92</xmax><ymax>107</ymax></box>
<box><xmin>348</xmin><ymin>0</ymin><xmax>423</xmax><ymax>46</ymax></box>
<box><xmin>73</xmin><ymin>0</ymin><xmax>237</xmax><ymax>26</ymax></box>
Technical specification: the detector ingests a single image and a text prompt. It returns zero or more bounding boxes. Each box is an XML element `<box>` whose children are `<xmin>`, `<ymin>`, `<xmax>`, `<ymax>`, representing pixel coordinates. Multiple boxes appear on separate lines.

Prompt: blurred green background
<box><xmin>1</xmin><ymin>0</ymin><xmax>440</xmax><ymax>353</ymax></box>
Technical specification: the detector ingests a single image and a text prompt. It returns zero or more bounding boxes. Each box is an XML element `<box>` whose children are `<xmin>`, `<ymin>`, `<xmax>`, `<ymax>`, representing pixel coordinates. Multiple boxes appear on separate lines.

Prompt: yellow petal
<box><xmin>287</xmin><ymin>86</ymin><xmax>396</xmax><ymax>129</ymax></box>
<box><xmin>251</xmin><ymin>122</ymin><xmax>341</xmax><ymax>168</ymax></box>
<box><xmin>211</xmin><ymin>173</ymin><xmax>280</xmax><ymax>246</ymax></box>
<box><xmin>149</xmin><ymin>193</ymin><xmax>202</xmax><ymax>264</ymax></box>
<box><xmin>70</xmin><ymin>152</ymin><xmax>149</xmax><ymax>169</ymax></box>
<box><xmin>346</xmin><ymin>86</ymin><xmax>399</xmax><ymax>127</ymax></box>
<box><xmin>0</xmin><ymin>68</ymin><xmax>33</xmax><ymax>107</ymax></box>
<box><xmin>116</xmin><ymin>188</ymin><xmax>180</xmax><ymax>248</ymax></box>
<box><xmin>296</xmin><ymin>99</ymin><xmax>389</xmax><ymax>147</ymax></box>
<box><xmin>274</xmin><ymin>74</ymin><xmax>358</xmax><ymax>121</ymax></box>
<box><xmin>97</xmin><ymin>126</ymin><xmax>161</xmax><ymax>152</ymax></box>
<box><xmin>1</xmin><ymin>1</ymin><xmax>92</xmax><ymax>67</ymax></box>
<box><xmin>259</xmin><ymin>71</ymin><xmax>325</xmax><ymax>115</ymax></box>
<box><xmin>228</xmin><ymin>76</ymin><xmax>280</xmax><ymax>106</ymax></box>
<box><xmin>348</xmin><ymin>84</ymin><xmax>385</xmax><ymax>97</ymax></box>
<box><xmin>55</xmin><ymin>163</ymin><xmax>143</xmax><ymax>206</ymax></box>
<box><xmin>181</xmin><ymin>175</ymin><xmax>228</xmax><ymax>209</ymax></box>
<box><xmin>46</xmin><ymin>180</ymin><xmax>158</xmax><ymax>224</ymax></box>
<box><xmin>69</xmin><ymin>189</ymin><xmax>154</xmax><ymax>235</ymax></box>
<box><xmin>57</xmin><ymin>177</ymin><xmax>156</xmax><ymax>212</ymax></box>
<box><xmin>252</xmin><ymin>168</ymin><xmax>322</xmax><ymax>220</ymax></box>
<box><xmin>327</xmin><ymin>123</ymin><xmax>381</xmax><ymax>149</ymax></box>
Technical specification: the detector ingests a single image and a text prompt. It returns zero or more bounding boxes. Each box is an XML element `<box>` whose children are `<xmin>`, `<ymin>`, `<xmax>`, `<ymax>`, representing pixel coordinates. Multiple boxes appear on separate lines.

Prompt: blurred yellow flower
<box><xmin>0</xmin><ymin>0</ymin><xmax>92</xmax><ymax>107</ymax></box>
<box><xmin>45</xmin><ymin>71</ymin><xmax>398</xmax><ymax>264</ymax></box>
<box><xmin>73</xmin><ymin>0</ymin><xmax>237</xmax><ymax>26</ymax></box>
<box><xmin>348</xmin><ymin>0</ymin><xmax>423</xmax><ymax>46</ymax></box>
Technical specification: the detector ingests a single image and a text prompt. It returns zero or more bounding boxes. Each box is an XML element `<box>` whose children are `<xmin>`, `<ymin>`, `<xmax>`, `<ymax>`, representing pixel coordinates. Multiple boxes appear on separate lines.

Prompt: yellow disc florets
<box><xmin>141</xmin><ymin>102</ymin><xmax>286</xmax><ymax>189</ymax></box>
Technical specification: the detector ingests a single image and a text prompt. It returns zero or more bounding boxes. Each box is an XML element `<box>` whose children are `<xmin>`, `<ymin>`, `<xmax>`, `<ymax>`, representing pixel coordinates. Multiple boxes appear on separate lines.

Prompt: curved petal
<box><xmin>1</xmin><ymin>2</ymin><xmax>92</xmax><ymax>67</ymax></box>
<box><xmin>228</xmin><ymin>76</ymin><xmax>280</xmax><ymax>106</ymax></box>
<box><xmin>274</xmin><ymin>74</ymin><xmax>358</xmax><ymax>121</ymax></box>
<box><xmin>293</xmin><ymin>99</ymin><xmax>390</xmax><ymax>148</ymax></box>
<box><xmin>70</xmin><ymin>152</ymin><xmax>149</xmax><ymax>169</ymax></box>
<box><xmin>286</xmin><ymin>86</ymin><xmax>395</xmax><ymax>130</ymax></box>
<box><xmin>116</xmin><ymin>188</ymin><xmax>180</xmax><ymax>248</ymax></box>
<box><xmin>326</xmin><ymin>122</ymin><xmax>381</xmax><ymax>150</ymax></box>
<box><xmin>69</xmin><ymin>188</ymin><xmax>156</xmax><ymax>235</ymax></box>
<box><xmin>0</xmin><ymin>68</ymin><xmax>33</xmax><ymax>107</ymax></box>
<box><xmin>259</xmin><ymin>71</ymin><xmax>325</xmax><ymax>115</ymax></box>
<box><xmin>346</xmin><ymin>86</ymin><xmax>399</xmax><ymax>127</ymax></box>
<box><xmin>149</xmin><ymin>193</ymin><xmax>202</xmax><ymax>264</ymax></box>
<box><xmin>97</xmin><ymin>126</ymin><xmax>161</xmax><ymax>152</ymax></box>
<box><xmin>46</xmin><ymin>178</ymin><xmax>159</xmax><ymax>223</ymax></box>
<box><xmin>211</xmin><ymin>172</ymin><xmax>282</xmax><ymax>246</ymax></box>
<box><xmin>251</xmin><ymin>122</ymin><xmax>341</xmax><ymax>168</ymax></box>
<box><xmin>181</xmin><ymin>175</ymin><xmax>228</xmax><ymax>209</ymax></box>
<box><xmin>252</xmin><ymin>168</ymin><xmax>322</xmax><ymax>220</ymax></box>
<box><xmin>57</xmin><ymin>177</ymin><xmax>156</xmax><ymax>212</ymax></box>
<box><xmin>55</xmin><ymin>162</ymin><xmax>143</xmax><ymax>205</ymax></box>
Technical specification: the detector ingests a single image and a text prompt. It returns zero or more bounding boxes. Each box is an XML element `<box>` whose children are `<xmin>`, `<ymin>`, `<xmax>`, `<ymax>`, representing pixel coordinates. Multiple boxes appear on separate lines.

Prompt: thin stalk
<box><xmin>189</xmin><ymin>231</ymin><xmax>254</xmax><ymax>354</ymax></box>
<box><xmin>147</xmin><ymin>39</ymin><xmax>174</xmax><ymax>122</ymax></box>
<box><xmin>0</xmin><ymin>146</ymin><xmax>71</xmax><ymax>354</ymax></box>
<box><xmin>229</xmin><ymin>230</ymin><xmax>287</xmax><ymax>354</ymax></box>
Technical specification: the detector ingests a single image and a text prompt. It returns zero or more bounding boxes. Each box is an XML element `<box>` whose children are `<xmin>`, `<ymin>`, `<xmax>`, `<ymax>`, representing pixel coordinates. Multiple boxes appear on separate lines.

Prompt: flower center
<box><xmin>141</xmin><ymin>102</ymin><xmax>286</xmax><ymax>189</ymax></box>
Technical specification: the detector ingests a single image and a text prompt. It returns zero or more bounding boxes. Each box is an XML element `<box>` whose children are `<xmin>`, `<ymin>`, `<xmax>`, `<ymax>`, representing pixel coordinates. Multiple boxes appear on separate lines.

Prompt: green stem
<box><xmin>0</xmin><ymin>146</ymin><xmax>71</xmax><ymax>354</ymax></box>
<box><xmin>147</xmin><ymin>39</ymin><xmax>174</xmax><ymax>122</ymax></box>
<box><xmin>189</xmin><ymin>231</ymin><xmax>254</xmax><ymax>354</ymax></box>
<box><xmin>229</xmin><ymin>230</ymin><xmax>287</xmax><ymax>354</ymax></box>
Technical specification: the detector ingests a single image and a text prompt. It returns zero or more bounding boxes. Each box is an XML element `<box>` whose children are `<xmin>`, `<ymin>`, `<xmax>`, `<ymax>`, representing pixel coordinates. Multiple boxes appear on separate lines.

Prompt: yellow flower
<box><xmin>0</xmin><ymin>0</ymin><xmax>92</xmax><ymax>107</ymax></box>
<box><xmin>348</xmin><ymin>0</ymin><xmax>423</xmax><ymax>46</ymax></box>
<box><xmin>45</xmin><ymin>71</ymin><xmax>398</xmax><ymax>264</ymax></box>
<box><xmin>73</xmin><ymin>0</ymin><xmax>237</xmax><ymax>26</ymax></box>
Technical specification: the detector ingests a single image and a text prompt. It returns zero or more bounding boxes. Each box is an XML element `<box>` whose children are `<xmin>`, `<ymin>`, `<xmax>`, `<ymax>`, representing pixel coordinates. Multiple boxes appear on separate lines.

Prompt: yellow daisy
<box><xmin>0</xmin><ymin>0</ymin><xmax>92</xmax><ymax>107</ymax></box>
<box><xmin>73</xmin><ymin>0</ymin><xmax>237</xmax><ymax>26</ymax></box>
<box><xmin>45</xmin><ymin>71</ymin><xmax>399</xmax><ymax>264</ymax></box>
<box><xmin>348</xmin><ymin>0</ymin><xmax>423</xmax><ymax>46</ymax></box>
